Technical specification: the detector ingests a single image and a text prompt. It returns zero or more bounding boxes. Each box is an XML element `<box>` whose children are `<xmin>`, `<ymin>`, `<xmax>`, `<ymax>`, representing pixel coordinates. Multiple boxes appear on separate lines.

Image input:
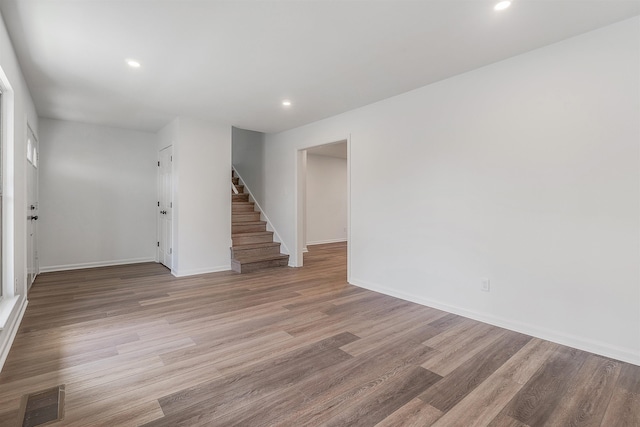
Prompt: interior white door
<box><xmin>158</xmin><ymin>146</ymin><xmax>173</xmax><ymax>269</ymax></box>
<box><xmin>26</xmin><ymin>126</ymin><xmax>39</xmax><ymax>287</ymax></box>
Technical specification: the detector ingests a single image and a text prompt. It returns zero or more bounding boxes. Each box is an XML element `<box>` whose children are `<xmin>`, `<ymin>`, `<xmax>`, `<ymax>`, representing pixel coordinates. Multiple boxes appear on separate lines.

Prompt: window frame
<box><xmin>0</xmin><ymin>66</ymin><xmax>20</xmax><ymax>329</ymax></box>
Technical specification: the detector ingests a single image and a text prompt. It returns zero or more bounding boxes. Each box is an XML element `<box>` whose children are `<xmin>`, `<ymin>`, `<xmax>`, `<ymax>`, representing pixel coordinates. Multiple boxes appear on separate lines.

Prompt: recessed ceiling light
<box><xmin>126</xmin><ymin>59</ymin><xmax>141</xmax><ymax>68</ymax></box>
<box><xmin>494</xmin><ymin>1</ymin><xmax>511</xmax><ymax>11</ymax></box>
<box><xmin>282</xmin><ymin>100</ymin><xmax>292</xmax><ymax>107</ymax></box>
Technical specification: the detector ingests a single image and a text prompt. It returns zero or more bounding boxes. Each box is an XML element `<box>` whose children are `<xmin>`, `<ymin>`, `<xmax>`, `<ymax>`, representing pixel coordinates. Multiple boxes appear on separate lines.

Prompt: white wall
<box><xmin>306</xmin><ymin>154</ymin><xmax>347</xmax><ymax>245</ymax></box>
<box><xmin>0</xmin><ymin>10</ymin><xmax>39</xmax><ymax>370</ymax></box>
<box><xmin>38</xmin><ymin>119</ymin><xmax>157</xmax><ymax>271</ymax></box>
<box><xmin>167</xmin><ymin>117</ymin><xmax>231</xmax><ymax>276</ymax></box>
<box><xmin>38</xmin><ymin>114</ymin><xmax>232</xmax><ymax>278</ymax></box>
<box><xmin>261</xmin><ymin>17</ymin><xmax>640</xmax><ymax>364</ymax></box>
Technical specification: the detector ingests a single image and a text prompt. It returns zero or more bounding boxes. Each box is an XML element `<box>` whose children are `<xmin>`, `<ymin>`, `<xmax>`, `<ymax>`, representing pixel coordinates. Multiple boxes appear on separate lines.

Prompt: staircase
<box><xmin>231</xmin><ymin>170</ymin><xmax>289</xmax><ymax>273</ymax></box>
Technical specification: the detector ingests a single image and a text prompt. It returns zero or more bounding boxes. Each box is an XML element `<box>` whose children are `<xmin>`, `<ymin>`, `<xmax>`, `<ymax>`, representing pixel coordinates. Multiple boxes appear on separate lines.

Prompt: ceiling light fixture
<box><xmin>126</xmin><ymin>59</ymin><xmax>141</xmax><ymax>68</ymax></box>
<box><xmin>282</xmin><ymin>100</ymin><xmax>292</xmax><ymax>107</ymax></box>
<box><xmin>494</xmin><ymin>1</ymin><xmax>511</xmax><ymax>11</ymax></box>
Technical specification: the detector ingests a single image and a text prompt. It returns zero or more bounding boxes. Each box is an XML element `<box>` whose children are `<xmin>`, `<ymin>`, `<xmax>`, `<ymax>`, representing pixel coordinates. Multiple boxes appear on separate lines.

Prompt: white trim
<box><xmin>294</xmin><ymin>149</ymin><xmax>306</xmax><ymax>267</ymax></box>
<box><xmin>231</xmin><ymin>167</ymin><xmax>291</xmax><ymax>256</ymax></box>
<box><xmin>157</xmin><ymin>145</ymin><xmax>174</xmax><ymax>269</ymax></box>
<box><xmin>0</xmin><ymin>66</ymin><xmax>16</xmax><ymax>301</ymax></box>
<box><xmin>295</xmin><ymin>137</ymin><xmax>351</xmax><ymax>270</ymax></box>
<box><xmin>0</xmin><ymin>295</ymin><xmax>18</xmax><ymax>329</ymax></box>
<box><xmin>39</xmin><ymin>257</ymin><xmax>156</xmax><ymax>273</ymax></box>
<box><xmin>156</xmin><ymin>150</ymin><xmax>161</xmax><ymax>263</ymax></box>
<box><xmin>172</xmin><ymin>264</ymin><xmax>230</xmax><ymax>277</ymax></box>
<box><xmin>349</xmin><ymin>277</ymin><xmax>640</xmax><ymax>366</ymax></box>
<box><xmin>0</xmin><ymin>296</ymin><xmax>27</xmax><ymax>371</ymax></box>
<box><xmin>307</xmin><ymin>238</ymin><xmax>347</xmax><ymax>246</ymax></box>
<box><xmin>346</xmin><ymin>135</ymin><xmax>351</xmax><ymax>284</ymax></box>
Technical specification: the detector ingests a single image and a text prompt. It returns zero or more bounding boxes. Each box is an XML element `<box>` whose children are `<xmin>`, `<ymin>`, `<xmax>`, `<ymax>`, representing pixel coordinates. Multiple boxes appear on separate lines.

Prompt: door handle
<box><xmin>29</xmin><ymin>215</ymin><xmax>38</xmax><ymax>221</ymax></box>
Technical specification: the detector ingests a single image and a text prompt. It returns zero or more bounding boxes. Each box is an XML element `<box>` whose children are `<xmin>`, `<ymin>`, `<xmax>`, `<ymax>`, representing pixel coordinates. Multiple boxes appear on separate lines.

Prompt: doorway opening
<box><xmin>295</xmin><ymin>138</ymin><xmax>350</xmax><ymax>280</ymax></box>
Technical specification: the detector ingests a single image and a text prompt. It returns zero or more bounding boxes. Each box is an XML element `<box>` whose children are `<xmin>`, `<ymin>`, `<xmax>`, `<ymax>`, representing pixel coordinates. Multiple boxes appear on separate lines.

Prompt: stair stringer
<box><xmin>232</xmin><ymin>167</ymin><xmax>292</xmax><ymax>262</ymax></box>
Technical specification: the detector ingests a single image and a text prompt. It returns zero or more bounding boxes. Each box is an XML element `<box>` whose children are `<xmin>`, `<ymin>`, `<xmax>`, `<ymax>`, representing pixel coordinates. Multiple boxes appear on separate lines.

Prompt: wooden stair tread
<box><xmin>232</xmin><ymin>215</ymin><xmax>261</xmax><ymax>222</ymax></box>
<box><xmin>232</xmin><ymin>253</ymin><xmax>289</xmax><ymax>263</ymax></box>
<box><xmin>231</xmin><ymin>231</ymin><xmax>273</xmax><ymax>237</ymax></box>
<box><xmin>231</xmin><ymin>170</ymin><xmax>287</xmax><ymax>273</ymax></box>
<box><xmin>231</xmin><ymin>221</ymin><xmax>266</xmax><ymax>226</ymax></box>
<box><xmin>232</xmin><ymin>242</ymin><xmax>280</xmax><ymax>249</ymax></box>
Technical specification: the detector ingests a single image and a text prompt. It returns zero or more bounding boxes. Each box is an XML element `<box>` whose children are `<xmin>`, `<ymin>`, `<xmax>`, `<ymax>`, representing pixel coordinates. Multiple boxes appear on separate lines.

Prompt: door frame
<box><xmin>157</xmin><ymin>145</ymin><xmax>173</xmax><ymax>269</ymax></box>
<box><xmin>294</xmin><ymin>136</ymin><xmax>351</xmax><ymax>281</ymax></box>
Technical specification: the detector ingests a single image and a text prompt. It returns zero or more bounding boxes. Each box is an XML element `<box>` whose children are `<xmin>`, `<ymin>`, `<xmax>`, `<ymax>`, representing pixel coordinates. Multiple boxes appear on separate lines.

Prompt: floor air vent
<box><xmin>17</xmin><ymin>385</ymin><xmax>65</xmax><ymax>427</ymax></box>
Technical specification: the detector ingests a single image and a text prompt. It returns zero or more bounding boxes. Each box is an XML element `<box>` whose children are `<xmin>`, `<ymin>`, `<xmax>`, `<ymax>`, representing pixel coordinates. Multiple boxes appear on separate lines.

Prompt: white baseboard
<box><xmin>39</xmin><ymin>257</ymin><xmax>156</xmax><ymax>273</ymax></box>
<box><xmin>0</xmin><ymin>297</ymin><xmax>28</xmax><ymax>372</ymax></box>
<box><xmin>349</xmin><ymin>277</ymin><xmax>640</xmax><ymax>366</ymax></box>
<box><xmin>307</xmin><ymin>238</ymin><xmax>347</xmax><ymax>246</ymax></box>
<box><xmin>172</xmin><ymin>264</ymin><xmax>231</xmax><ymax>277</ymax></box>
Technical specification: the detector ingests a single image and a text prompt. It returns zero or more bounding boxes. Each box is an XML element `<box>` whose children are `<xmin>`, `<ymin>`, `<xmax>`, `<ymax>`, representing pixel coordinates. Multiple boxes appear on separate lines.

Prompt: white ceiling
<box><xmin>1</xmin><ymin>1</ymin><xmax>638</xmax><ymax>134</ymax></box>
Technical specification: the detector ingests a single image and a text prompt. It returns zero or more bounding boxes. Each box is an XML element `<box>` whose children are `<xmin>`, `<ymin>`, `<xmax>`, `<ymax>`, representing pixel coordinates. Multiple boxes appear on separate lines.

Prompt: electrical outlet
<box><xmin>481</xmin><ymin>278</ymin><xmax>490</xmax><ymax>292</ymax></box>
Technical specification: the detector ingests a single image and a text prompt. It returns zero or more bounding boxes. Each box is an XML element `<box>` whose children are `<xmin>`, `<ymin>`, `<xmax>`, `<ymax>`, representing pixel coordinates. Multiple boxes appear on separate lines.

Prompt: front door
<box><xmin>158</xmin><ymin>146</ymin><xmax>173</xmax><ymax>268</ymax></box>
<box><xmin>26</xmin><ymin>126</ymin><xmax>39</xmax><ymax>287</ymax></box>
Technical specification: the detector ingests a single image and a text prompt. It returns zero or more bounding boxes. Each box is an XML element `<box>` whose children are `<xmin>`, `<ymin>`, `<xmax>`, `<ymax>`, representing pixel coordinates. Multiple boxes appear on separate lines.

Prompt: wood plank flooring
<box><xmin>0</xmin><ymin>242</ymin><xmax>638</xmax><ymax>426</ymax></box>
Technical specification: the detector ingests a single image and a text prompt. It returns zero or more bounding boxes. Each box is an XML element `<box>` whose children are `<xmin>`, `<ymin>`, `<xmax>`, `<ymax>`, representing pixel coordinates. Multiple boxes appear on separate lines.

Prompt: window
<box><xmin>26</xmin><ymin>134</ymin><xmax>37</xmax><ymax>167</ymax></box>
<box><xmin>26</xmin><ymin>136</ymin><xmax>32</xmax><ymax>164</ymax></box>
<box><xmin>0</xmin><ymin>68</ymin><xmax>20</xmax><ymax>328</ymax></box>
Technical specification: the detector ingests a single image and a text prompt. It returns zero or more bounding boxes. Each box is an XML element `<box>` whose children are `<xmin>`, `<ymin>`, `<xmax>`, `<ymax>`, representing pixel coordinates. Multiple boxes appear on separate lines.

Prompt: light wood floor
<box><xmin>0</xmin><ymin>242</ymin><xmax>638</xmax><ymax>426</ymax></box>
